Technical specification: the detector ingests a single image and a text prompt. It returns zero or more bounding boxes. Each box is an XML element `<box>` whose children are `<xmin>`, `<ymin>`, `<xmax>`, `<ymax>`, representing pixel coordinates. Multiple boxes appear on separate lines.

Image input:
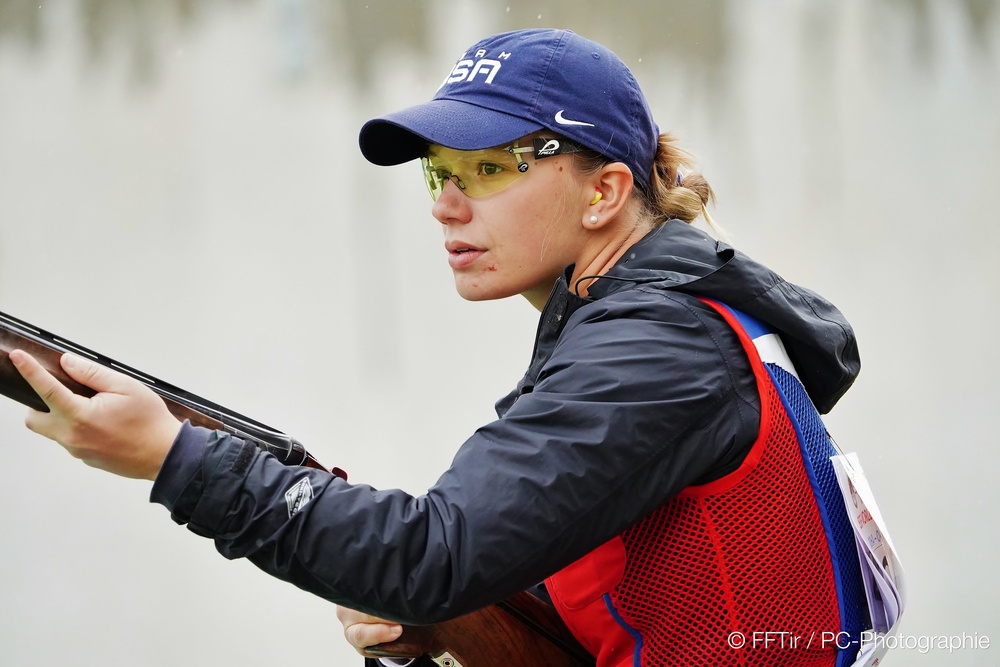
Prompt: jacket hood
<box><xmin>587</xmin><ymin>221</ymin><xmax>860</xmax><ymax>413</ymax></box>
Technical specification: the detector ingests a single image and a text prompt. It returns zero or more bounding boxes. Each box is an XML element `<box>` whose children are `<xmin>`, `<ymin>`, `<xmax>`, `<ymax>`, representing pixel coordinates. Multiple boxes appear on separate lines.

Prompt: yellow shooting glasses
<box><xmin>420</xmin><ymin>137</ymin><xmax>587</xmax><ymax>201</ymax></box>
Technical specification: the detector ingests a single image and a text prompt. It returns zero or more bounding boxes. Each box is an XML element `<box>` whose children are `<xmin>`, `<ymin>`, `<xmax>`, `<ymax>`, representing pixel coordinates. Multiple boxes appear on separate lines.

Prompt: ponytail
<box><xmin>641</xmin><ymin>132</ymin><xmax>726</xmax><ymax>239</ymax></box>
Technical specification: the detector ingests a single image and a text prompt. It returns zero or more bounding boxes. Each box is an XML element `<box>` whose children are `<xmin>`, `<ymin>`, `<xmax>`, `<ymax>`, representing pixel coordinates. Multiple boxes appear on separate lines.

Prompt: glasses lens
<box><xmin>421</xmin><ymin>145</ymin><xmax>527</xmax><ymax>201</ymax></box>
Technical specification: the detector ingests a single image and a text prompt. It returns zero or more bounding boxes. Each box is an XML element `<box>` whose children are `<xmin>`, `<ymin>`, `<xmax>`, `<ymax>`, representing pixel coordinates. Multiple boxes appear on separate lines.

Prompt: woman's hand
<box><xmin>336</xmin><ymin>605</ymin><xmax>404</xmax><ymax>657</ymax></box>
<box><xmin>9</xmin><ymin>349</ymin><xmax>182</xmax><ymax>480</ymax></box>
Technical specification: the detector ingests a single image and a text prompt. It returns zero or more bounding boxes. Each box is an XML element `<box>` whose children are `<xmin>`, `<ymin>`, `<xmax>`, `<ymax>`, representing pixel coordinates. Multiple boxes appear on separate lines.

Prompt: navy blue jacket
<box><xmin>150</xmin><ymin>220</ymin><xmax>860</xmax><ymax>626</ymax></box>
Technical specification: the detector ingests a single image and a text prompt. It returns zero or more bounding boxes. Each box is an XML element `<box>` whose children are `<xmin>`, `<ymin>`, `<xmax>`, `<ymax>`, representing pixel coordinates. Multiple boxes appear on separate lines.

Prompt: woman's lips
<box><xmin>446</xmin><ymin>243</ymin><xmax>486</xmax><ymax>269</ymax></box>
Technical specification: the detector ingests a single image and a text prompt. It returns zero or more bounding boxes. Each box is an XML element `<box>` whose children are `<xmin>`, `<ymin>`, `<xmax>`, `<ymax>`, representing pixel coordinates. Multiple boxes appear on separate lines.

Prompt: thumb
<box><xmin>348</xmin><ymin>622</ymin><xmax>404</xmax><ymax>655</ymax></box>
<box><xmin>60</xmin><ymin>353</ymin><xmax>138</xmax><ymax>394</ymax></box>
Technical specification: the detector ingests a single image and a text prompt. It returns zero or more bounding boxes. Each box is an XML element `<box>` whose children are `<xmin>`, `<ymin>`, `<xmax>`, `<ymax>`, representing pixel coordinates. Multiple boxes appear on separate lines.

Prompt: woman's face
<box><xmin>428</xmin><ymin>139</ymin><xmax>589</xmax><ymax>309</ymax></box>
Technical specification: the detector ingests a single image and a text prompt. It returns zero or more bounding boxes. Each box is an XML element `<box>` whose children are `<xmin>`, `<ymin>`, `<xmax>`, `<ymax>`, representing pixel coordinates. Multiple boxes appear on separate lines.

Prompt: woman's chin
<box><xmin>453</xmin><ymin>279</ymin><xmax>516</xmax><ymax>303</ymax></box>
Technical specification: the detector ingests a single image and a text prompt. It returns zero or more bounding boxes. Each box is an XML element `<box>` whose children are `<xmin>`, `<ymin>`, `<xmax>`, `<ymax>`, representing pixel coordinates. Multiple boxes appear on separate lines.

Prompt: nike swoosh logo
<box><xmin>554</xmin><ymin>110</ymin><xmax>595</xmax><ymax>127</ymax></box>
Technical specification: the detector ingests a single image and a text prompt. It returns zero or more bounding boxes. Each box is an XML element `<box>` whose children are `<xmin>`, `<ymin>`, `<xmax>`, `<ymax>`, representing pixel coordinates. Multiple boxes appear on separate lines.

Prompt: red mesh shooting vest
<box><xmin>545</xmin><ymin>300</ymin><xmax>870</xmax><ymax>667</ymax></box>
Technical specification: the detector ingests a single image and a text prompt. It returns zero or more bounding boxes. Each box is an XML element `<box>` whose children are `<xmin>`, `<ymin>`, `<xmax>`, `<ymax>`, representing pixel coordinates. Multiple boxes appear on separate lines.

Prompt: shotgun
<box><xmin>365</xmin><ymin>589</ymin><xmax>595</xmax><ymax>666</ymax></box>
<box><xmin>0</xmin><ymin>309</ymin><xmax>337</xmax><ymax>474</ymax></box>
<box><xmin>0</xmin><ymin>309</ymin><xmax>595</xmax><ymax>667</ymax></box>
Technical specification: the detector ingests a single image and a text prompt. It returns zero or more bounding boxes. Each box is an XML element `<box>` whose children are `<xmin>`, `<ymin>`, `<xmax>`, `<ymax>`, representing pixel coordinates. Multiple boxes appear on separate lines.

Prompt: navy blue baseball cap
<box><xmin>358</xmin><ymin>29</ymin><xmax>660</xmax><ymax>190</ymax></box>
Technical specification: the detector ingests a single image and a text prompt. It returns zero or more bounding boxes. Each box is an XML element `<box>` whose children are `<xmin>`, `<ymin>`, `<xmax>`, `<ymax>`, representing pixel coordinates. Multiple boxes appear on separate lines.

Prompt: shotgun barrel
<box><xmin>0</xmin><ymin>310</ymin><xmax>333</xmax><ymax>474</ymax></box>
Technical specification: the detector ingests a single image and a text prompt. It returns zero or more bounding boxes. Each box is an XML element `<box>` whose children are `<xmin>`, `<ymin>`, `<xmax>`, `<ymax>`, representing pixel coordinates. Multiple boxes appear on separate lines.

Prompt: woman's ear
<box><xmin>582</xmin><ymin>163</ymin><xmax>634</xmax><ymax>230</ymax></box>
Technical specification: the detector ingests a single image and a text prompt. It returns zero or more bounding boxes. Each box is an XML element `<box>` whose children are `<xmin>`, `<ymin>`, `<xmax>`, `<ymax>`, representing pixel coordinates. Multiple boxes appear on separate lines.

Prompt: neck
<box><xmin>524</xmin><ymin>284</ymin><xmax>557</xmax><ymax>312</ymax></box>
<box><xmin>522</xmin><ymin>219</ymin><xmax>651</xmax><ymax>312</ymax></box>
<box><xmin>570</xmin><ymin>223</ymin><xmax>649</xmax><ymax>299</ymax></box>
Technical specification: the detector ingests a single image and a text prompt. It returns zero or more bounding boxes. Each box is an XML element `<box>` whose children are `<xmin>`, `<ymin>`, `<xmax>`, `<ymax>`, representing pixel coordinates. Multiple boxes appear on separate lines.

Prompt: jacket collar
<box><xmin>543</xmin><ymin>220</ymin><xmax>861</xmax><ymax>414</ymax></box>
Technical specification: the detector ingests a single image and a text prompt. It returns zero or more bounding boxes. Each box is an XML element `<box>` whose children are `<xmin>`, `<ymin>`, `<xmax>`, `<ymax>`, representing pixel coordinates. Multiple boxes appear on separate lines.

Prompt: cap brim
<box><xmin>359</xmin><ymin>98</ymin><xmax>543</xmax><ymax>166</ymax></box>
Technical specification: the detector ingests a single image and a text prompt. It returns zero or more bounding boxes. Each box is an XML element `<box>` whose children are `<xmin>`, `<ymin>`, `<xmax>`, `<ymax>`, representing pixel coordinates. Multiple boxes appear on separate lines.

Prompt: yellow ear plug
<box><xmin>589</xmin><ymin>190</ymin><xmax>603</xmax><ymax>205</ymax></box>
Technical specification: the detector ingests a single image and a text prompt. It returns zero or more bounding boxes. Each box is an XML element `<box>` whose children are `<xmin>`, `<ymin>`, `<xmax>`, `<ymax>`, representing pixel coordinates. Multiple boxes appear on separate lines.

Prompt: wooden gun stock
<box><xmin>366</xmin><ymin>591</ymin><xmax>594</xmax><ymax>667</ymax></box>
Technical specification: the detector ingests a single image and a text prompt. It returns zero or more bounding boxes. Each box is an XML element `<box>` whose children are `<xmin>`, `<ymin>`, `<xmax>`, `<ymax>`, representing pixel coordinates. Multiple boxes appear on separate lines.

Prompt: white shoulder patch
<box><xmin>284</xmin><ymin>477</ymin><xmax>314</xmax><ymax>518</ymax></box>
<box><xmin>753</xmin><ymin>332</ymin><xmax>800</xmax><ymax>381</ymax></box>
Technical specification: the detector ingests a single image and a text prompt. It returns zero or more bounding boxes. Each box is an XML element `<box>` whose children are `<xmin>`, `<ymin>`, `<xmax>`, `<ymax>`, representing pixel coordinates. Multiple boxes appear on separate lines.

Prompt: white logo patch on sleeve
<box><xmin>284</xmin><ymin>477</ymin><xmax>314</xmax><ymax>518</ymax></box>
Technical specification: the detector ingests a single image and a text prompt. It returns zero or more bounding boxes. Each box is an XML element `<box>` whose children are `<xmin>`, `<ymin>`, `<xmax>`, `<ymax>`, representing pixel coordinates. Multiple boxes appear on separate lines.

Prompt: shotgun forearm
<box><xmin>0</xmin><ymin>310</ymin><xmax>337</xmax><ymax>475</ymax></box>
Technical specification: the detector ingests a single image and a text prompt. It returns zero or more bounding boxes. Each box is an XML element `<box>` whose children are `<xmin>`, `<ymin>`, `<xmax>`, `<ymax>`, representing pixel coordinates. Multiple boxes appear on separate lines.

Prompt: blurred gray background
<box><xmin>1</xmin><ymin>0</ymin><xmax>997</xmax><ymax>665</ymax></box>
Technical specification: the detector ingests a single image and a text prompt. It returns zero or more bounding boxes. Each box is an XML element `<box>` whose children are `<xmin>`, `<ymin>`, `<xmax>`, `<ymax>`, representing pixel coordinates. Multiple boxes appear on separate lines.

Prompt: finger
<box><xmin>9</xmin><ymin>349</ymin><xmax>85</xmax><ymax>414</ymax></box>
<box><xmin>345</xmin><ymin>622</ymin><xmax>403</xmax><ymax>653</ymax></box>
<box><xmin>23</xmin><ymin>403</ymin><xmax>58</xmax><ymax>438</ymax></box>
<box><xmin>60</xmin><ymin>353</ymin><xmax>138</xmax><ymax>395</ymax></box>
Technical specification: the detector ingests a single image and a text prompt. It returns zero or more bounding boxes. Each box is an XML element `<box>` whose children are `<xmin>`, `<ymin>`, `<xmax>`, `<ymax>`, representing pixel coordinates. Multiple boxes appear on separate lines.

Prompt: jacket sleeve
<box><xmin>150</xmin><ymin>290</ymin><xmax>759</xmax><ymax>624</ymax></box>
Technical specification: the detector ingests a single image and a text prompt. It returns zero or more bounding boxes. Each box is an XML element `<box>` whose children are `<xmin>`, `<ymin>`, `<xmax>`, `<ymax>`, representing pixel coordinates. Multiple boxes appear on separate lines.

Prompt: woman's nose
<box><xmin>431</xmin><ymin>179</ymin><xmax>472</xmax><ymax>226</ymax></box>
